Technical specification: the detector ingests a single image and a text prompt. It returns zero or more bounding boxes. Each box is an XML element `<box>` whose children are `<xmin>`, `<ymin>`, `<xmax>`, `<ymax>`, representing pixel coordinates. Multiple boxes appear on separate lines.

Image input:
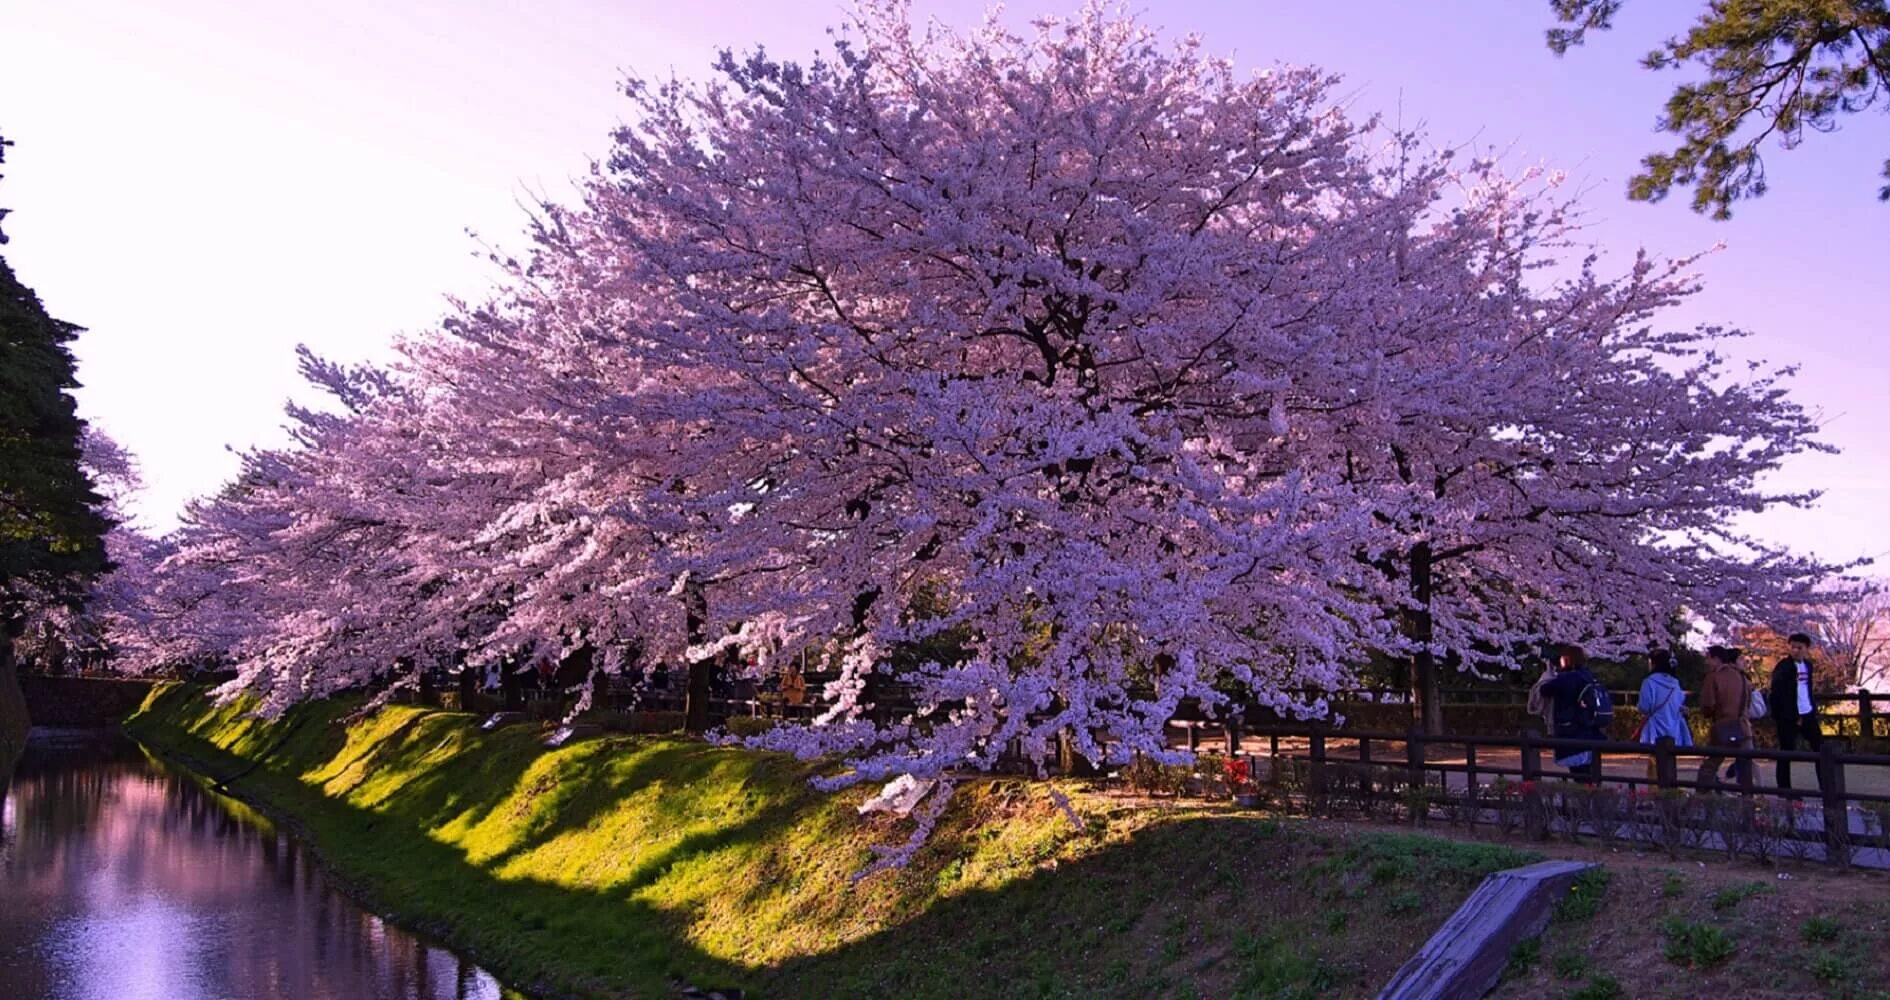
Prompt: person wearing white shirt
<box><xmin>1767</xmin><ymin>632</ymin><xmax>1824</xmax><ymax>791</ymax></box>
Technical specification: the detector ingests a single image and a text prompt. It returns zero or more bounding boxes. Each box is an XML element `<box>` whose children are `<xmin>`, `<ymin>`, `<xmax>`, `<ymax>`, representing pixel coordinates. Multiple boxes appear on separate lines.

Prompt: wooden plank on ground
<box><xmin>1377</xmin><ymin>859</ymin><xmax>1596</xmax><ymax>1000</ymax></box>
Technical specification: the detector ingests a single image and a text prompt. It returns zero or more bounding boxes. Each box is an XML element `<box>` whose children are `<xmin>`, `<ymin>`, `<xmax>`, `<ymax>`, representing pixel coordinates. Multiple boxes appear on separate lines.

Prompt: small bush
<box><xmin>1808</xmin><ymin>949</ymin><xmax>1848</xmax><ymax>984</ymax></box>
<box><xmin>1123</xmin><ymin>754</ymin><xmax>1193</xmax><ymax>797</ymax></box>
<box><xmin>1384</xmin><ymin>890</ymin><xmax>1423</xmax><ymax>915</ymax></box>
<box><xmin>1660</xmin><ymin>872</ymin><xmax>1685</xmax><ymax>899</ymax></box>
<box><xmin>1230</xmin><ymin>931</ymin><xmax>1325</xmax><ymax>997</ymax></box>
<box><xmin>1504</xmin><ymin>937</ymin><xmax>1540</xmax><ymax>980</ymax></box>
<box><xmin>1567</xmin><ymin>973</ymin><xmax>1625</xmax><ymax>1000</ymax></box>
<box><xmin>1801</xmin><ymin>915</ymin><xmax>1841</xmax><ymax>943</ymax></box>
<box><xmin>1662</xmin><ymin>919</ymin><xmax>1736</xmax><ymax>969</ymax></box>
<box><xmin>585</xmin><ymin>709</ymin><xmax>686</xmax><ymax>734</ymax></box>
<box><xmin>723</xmin><ymin>716</ymin><xmax>777</xmax><ymax>737</ymax></box>
<box><xmin>1331</xmin><ymin>831</ymin><xmax>1539</xmax><ymax>887</ymax></box>
<box><xmin>1709</xmin><ymin>881</ymin><xmax>1770</xmax><ymax>912</ymax></box>
<box><xmin>1551</xmin><ymin>950</ymin><xmax>1587</xmax><ymax>980</ymax></box>
<box><xmin>1554</xmin><ymin>867</ymin><xmax>1611</xmax><ymax>922</ymax></box>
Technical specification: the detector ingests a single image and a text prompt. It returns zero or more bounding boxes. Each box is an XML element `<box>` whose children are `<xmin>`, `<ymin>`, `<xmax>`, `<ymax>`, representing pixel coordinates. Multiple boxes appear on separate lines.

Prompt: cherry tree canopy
<box><xmin>127</xmin><ymin>4</ymin><xmax>1847</xmax><ymax>791</ymax></box>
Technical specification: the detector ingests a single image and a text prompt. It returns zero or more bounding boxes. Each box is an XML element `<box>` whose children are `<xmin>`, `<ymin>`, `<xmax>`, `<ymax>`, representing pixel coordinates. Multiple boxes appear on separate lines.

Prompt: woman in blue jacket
<box><xmin>1635</xmin><ymin>649</ymin><xmax>1693</xmax><ymax>748</ymax></box>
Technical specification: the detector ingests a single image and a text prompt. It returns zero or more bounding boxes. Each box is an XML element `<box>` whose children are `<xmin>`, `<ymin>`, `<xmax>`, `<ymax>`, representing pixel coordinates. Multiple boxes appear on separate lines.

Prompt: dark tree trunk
<box><xmin>683</xmin><ymin>580</ymin><xmax>716</xmax><ymax>734</ymax></box>
<box><xmin>1</xmin><ymin>634</ymin><xmax>28</xmax><ymax>782</ymax></box>
<box><xmin>1406</xmin><ymin>542</ymin><xmax>1443</xmax><ymax>736</ymax></box>
<box><xmin>457</xmin><ymin>660</ymin><xmax>477</xmax><ymax>709</ymax></box>
<box><xmin>1056</xmin><ymin>727</ymin><xmax>1101</xmax><ymax>778</ymax></box>
<box><xmin>557</xmin><ymin>644</ymin><xmax>595</xmax><ymax>690</ymax></box>
<box><xmin>501</xmin><ymin>662</ymin><xmax>525</xmax><ymax>712</ymax></box>
<box><xmin>685</xmin><ymin>657</ymin><xmax>720</xmax><ymax>734</ymax></box>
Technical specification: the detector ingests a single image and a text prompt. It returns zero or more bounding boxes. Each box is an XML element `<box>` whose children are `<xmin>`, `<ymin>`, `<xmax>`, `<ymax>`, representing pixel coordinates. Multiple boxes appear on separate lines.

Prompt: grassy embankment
<box><xmin>126</xmin><ymin>683</ymin><xmax>1550</xmax><ymax>999</ymax></box>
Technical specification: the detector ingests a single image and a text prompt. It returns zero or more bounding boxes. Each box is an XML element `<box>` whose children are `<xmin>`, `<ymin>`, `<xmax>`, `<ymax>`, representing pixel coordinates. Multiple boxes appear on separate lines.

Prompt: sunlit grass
<box><xmin>128</xmin><ymin>683</ymin><xmax>1525</xmax><ymax>999</ymax></box>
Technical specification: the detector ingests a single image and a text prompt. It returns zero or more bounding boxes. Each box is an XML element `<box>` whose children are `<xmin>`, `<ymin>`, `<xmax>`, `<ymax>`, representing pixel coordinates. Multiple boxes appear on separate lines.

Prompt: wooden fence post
<box><xmin>1406</xmin><ymin>728</ymin><xmax>1427</xmax><ymax>824</ymax></box>
<box><xmin>1654</xmin><ymin>736</ymin><xmax>1677</xmax><ymax>789</ymax></box>
<box><xmin>1520</xmin><ymin>731</ymin><xmax>1544</xmax><ymax>840</ymax></box>
<box><xmin>1860</xmin><ymin>691</ymin><xmax>1876</xmax><ymax>741</ymax></box>
<box><xmin>1224</xmin><ymin>718</ymin><xmax>1241</xmax><ymax>756</ymax></box>
<box><xmin>1819</xmin><ymin>741</ymin><xmax>1849</xmax><ymax>866</ymax></box>
<box><xmin>1310</xmin><ymin>728</ymin><xmax>1328</xmax><ymax>805</ymax></box>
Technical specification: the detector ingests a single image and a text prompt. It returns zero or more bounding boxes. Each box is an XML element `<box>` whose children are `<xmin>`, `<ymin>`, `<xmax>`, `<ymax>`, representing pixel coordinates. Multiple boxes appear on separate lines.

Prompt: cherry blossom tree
<box><xmin>567</xmin><ymin>5</ymin><xmax>1434</xmax><ymax>787</ymax></box>
<box><xmin>1810</xmin><ymin>584</ymin><xmax>1890</xmax><ymax>690</ymax></box>
<box><xmin>1280</xmin><ymin>155</ymin><xmax>1848</xmax><ymax>731</ymax></box>
<box><xmin>126</xmin><ymin>4</ymin><xmax>1853</xmax><ymax>826</ymax></box>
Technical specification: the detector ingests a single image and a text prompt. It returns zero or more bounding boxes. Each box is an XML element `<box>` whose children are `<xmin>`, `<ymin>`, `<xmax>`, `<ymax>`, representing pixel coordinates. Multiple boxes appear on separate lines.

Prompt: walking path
<box><xmin>1218</xmin><ymin>734</ymin><xmax>1890</xmax><ymax>798</ymax></box>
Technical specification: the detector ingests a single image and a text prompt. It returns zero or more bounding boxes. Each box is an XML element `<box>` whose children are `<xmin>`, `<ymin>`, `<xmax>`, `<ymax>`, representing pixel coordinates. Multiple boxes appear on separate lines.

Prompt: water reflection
<box><xmin>0</xmin><ymin>729</ymin><xmax>519</xmax><ymax>1000</ymax></box>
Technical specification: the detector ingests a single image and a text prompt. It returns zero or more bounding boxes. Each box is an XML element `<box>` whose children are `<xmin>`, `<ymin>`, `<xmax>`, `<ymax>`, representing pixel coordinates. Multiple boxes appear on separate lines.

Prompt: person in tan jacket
<box><xmin>1696</xmin><ymin>645</ymin><xmax>1754</xmax><ymax>787</ymax></box>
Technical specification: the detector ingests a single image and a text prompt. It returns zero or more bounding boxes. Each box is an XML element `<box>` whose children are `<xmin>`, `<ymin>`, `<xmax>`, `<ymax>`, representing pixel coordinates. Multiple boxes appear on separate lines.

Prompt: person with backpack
<box><xmin>1697</xmin><ymin>645</ymin><xmax>1755</xmax><ymax>788</ymax></box>
<box><xmin>1537</xmin><ymin>644</ymin><xmax>1609</xmax><ymax>783</ymax></box>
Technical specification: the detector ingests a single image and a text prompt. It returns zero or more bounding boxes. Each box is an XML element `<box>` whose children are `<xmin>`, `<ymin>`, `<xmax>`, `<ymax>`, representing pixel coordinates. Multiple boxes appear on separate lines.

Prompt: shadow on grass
<box><xmin>130</xmin><ymin>699</ymin><xmax>758</xmax><ymax>999</ymax></box>
<box><xmin>127</xmin><ymin>687</ymin><xmax>1534</xmax><ymax>1000</ymax></box>
<box><xmin>751</xmin><ymin>819</ymin><xmax>1536</xmax><ymax>1000</ymax></box>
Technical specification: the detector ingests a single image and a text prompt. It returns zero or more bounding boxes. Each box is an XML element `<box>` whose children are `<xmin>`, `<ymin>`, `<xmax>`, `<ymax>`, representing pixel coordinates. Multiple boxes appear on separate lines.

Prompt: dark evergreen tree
<box><xmin>1</xmin><ymin>131</ymin><xmax>112</xmax><ymax>766</ymax></box>
<box><xmin>1547</xmin><ymin>0</ymin><xmax>1890</xmax><ymax>217</ymax></box>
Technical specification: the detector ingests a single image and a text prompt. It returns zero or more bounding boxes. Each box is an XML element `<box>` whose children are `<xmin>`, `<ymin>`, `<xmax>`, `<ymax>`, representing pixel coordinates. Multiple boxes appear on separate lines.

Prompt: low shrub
<box><xmin>1554</xmin><ymin>868</ymin><xmax>1611</xmax><ymax>922</ymax></box>
<box><xmin>1801</xmin><ymin>915</ymin><xmax>1841</xmax><ymax>944</ymax></box>
<box><xmin>1661</xmin><ymin>919</ymin><xmax>1735</xmax><ymax>969</ymax></box>
<box><xmin>1566</xmin><ymin>973</ymin><xmax>1625</xmax><ymax>1000</ymax></box>
<box><xmin>1708</xmin><ymin>881</ymin><xmax>1770</xmax><ymax>912</ymax></box>
<box><xmin>1808</xmin><ymin>948</ymin><xmax>1849</xmax><ymax>984</ymax></box>
<box><xmin>579</xmin><ymin>709</ymin><xmax>686</xmax><ymax>734</ymax></box>
<box><xmin>1122</xmin><ymin>753</ymin><xmax>1194</xmax><ymax>797</ymax></box>
<box><xmin>724</xmin><ymin>716</ymin><xmax>777</xmax><ymax>737</ymax></box>
<box><xmin>1503</xmin><ymin>937</ymin><xmax>1540</xmax><ymax>980</ymax></box>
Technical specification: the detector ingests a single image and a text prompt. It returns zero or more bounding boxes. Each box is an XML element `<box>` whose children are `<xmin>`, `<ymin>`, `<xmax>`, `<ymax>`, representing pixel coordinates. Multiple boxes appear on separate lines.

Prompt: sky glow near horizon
<box><xmin>3</xmin><ymin>0</ymin><xmax>1886</xmax><ymax>567</ymax></box>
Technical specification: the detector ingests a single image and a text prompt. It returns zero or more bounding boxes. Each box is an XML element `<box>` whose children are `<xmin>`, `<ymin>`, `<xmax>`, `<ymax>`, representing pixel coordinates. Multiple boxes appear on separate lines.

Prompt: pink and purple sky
<box><xmin>4</xmin><ymin>1</ymin><xmax>1886</xmax><ymax>566</ymax></box>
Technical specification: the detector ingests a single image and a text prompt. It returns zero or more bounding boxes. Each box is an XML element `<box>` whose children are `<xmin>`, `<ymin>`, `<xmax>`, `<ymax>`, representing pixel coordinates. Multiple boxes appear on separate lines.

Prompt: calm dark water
<box><xmin>0</xmin><ymin>729</ymin><xmax>520</xmax><ymax>1000</ymax></box>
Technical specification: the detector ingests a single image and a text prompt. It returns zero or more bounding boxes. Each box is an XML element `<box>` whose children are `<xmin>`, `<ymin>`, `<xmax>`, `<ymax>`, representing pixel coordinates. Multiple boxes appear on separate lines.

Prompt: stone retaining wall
<box><xmin>18</xmin><ymin>675</ymin><xmax>159</xmax><ymax>727</ymax></box>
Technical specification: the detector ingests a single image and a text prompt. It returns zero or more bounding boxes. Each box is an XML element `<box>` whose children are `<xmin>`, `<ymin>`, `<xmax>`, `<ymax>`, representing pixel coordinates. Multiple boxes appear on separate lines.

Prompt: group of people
<box><xmin>1527</xmin><ymin>634</ymin><xmax>1828</xmax><ymax>789</ymax></box>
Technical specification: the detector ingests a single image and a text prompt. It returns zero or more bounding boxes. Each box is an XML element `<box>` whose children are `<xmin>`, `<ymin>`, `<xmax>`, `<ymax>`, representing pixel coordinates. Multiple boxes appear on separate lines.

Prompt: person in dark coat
<box><xmin>1769</xmin><ymin>632</ymin><xmax>1824</xmax><ymax>790</ymax></box>
<box><xmin>1537</xmin><ymin>644</ymin><xmax>1605</xmax><ymax>782</ymax></box>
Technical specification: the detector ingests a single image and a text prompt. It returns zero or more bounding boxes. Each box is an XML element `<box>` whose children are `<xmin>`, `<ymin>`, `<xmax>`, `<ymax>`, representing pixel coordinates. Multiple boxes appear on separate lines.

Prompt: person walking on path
<box><xmin>1635</xmin><ymin>650</ymin><xmax>1693</xmax><ymax>749</ymax></box>
<box><xmin>1538</xmin><ymin>645</ymin><xmax>1607</xmax><ymax>783</ymax></box>
<box><xmin>1697</xmin><ymin>645</ymin><xmax>1754</xmax><ymax>788</ymax></box>
<box><xmin>1769</xmin><ymin>632</ymin><xmax>1824</xmax><ymax>791</ymax></box>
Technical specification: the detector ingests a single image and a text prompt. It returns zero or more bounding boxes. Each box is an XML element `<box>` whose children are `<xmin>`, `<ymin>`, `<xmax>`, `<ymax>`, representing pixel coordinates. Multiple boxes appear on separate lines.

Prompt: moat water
<box><xmin>0</xmin><ymin>728</ymin><xmax>519</xmax><ymax>999</ymax></box>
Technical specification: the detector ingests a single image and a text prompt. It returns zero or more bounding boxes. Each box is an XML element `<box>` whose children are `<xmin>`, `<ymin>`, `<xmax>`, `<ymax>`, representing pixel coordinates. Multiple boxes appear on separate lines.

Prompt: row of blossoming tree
<box><xmin>94</xmin><ymin>4</ymin><xmax>1854</xmax><ymax>800</ymax></box>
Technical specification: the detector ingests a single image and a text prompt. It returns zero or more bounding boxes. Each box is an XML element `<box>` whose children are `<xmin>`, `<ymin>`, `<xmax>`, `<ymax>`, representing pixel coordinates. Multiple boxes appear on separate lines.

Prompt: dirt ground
<box><xmin>1325</xmin><ymin>818</ymin><xmax>1890</xmax><ymax>999</ymax></box>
